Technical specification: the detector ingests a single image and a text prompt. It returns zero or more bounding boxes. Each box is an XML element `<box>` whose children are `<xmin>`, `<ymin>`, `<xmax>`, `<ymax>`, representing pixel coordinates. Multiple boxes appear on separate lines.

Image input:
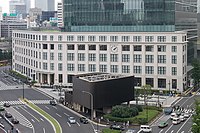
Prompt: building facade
<box><xmin>9</xmin><ymin>0</ymin><xmax>26</xmax><ymax>19</ymax></box>
<box><xmin>57</xmin><ymin>2</ymin><xmax>63</xmax><ymax>28</ymax></box>
<box><xmin>35</xmin><ymin>0</ymin><xmax>55</xmax><ymax>11</ymax></box>
<box><xmin>12</xmin><ymin>30</ymin><xmax>187</xmax><ymax>92</ymax></box>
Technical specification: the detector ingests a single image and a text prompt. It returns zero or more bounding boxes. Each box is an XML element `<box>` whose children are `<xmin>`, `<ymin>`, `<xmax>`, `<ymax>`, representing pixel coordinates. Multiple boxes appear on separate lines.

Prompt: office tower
<box><xmin>9</xmin><ymin>0</ymin><xmax>26</xmax><ymax>19</ymax></box>
<box><xmin>57</xmin><ymin>2</ymin><xmax>63</xmax><ymax>27</ymax></box>
<box><xmin>35</xmin><ymin>0</ymin><xmax>55</xmax><ymax>11</ymax></box>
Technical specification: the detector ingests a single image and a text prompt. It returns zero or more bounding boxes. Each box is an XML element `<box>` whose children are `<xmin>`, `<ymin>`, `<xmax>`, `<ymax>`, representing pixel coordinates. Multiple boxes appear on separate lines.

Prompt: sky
<box><xmin>0</xmin><ymin>0</ymin><xmax>61</xmax><ymax>13</ymax></box>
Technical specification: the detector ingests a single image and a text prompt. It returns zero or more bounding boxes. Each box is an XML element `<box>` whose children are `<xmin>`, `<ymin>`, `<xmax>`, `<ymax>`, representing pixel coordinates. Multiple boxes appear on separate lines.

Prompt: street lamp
<box><xmin>136</xmin><ymin>83</ymin><xmax>139</xmax><ymax>105</ymax></box>
<box><xmin>168</xmin><ymin>80</ymin><xmax>171</xmax><ymax>96</ymax></box>
<box><xmin>82</xmin><ymin>91</ymin><xmax>93</xmax><ymax>120</ymax></box>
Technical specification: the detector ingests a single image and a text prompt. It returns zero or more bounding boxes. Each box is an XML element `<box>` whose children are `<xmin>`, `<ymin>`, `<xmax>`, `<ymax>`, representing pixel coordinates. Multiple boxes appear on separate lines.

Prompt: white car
<box><xmin>140</xmin><ymin>125</ymin><xmax>152</xmax><ymax>133</ymax></box>
<box><xmin>179</xmin><ymin>115</ymin><xmax>185</xmax><ymax>122</ymax></box>
<box><xmin>172</xmin><ymin>117</ymin><xmax>181</xmax><ymax>125</ymax></box>
<box><xmin>184</xmin><ymin>113</ymin><xmax>190</xmax><ymax>118</ymax></box>
<box><xmin>68</xmin><ymin>117</ymin><xmax>76</xmax><ymax>124</ymax></box>
<box><xmin>170</xmin><ymin>113</ymin><xmax>177</xmax><ymax>120</ymax></box>
<box><xmin>126</xmin><ymin>129</ymin><xmax>135</xmax><ymax>133</ymax></box>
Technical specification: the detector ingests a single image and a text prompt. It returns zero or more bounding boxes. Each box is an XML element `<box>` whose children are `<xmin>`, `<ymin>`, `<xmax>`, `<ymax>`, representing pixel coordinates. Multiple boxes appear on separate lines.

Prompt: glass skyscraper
<box><xmin>63</xmin><ymin>0</ymin><xmax>197</xmax><ymax>32</ymax></box>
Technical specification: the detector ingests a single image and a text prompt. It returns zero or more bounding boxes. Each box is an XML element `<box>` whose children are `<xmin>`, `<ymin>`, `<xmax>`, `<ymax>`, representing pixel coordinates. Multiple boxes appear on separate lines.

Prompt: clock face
<box><xmin>111</xmin><ymin>46</ymin><xmax>118</xmax><ymax>53</ymax></box>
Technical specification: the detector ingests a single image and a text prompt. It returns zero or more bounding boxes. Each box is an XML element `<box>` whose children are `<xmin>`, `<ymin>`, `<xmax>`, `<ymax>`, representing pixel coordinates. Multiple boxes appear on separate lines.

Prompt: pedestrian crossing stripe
<box><xmin>0</xmin><ymin>100</ymin><xmax>24</xmax><ymax>105</ymax></box>
<box><xmin>29</xmin><ymin>100</ymin><xmax>51</xmax><ymax>104</ymax></box>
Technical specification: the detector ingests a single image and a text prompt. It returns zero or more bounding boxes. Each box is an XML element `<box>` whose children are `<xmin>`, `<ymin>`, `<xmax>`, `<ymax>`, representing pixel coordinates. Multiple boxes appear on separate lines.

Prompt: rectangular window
<box><xmin>158</xmin><ymin>79</ymin><xmax>166</xmax><ymax>88</ymax></box>
<box><xmin>88</xmin><ymin>64</ymin><xmax>96</xmax><ymax>72</ymax></box>
<box><xmin>58</xmin><ymin>44</ymin><xmax>62</xmax><ymax>50</ymax></box>
<box><xmin>43</xmin><ymin>44</ymin><xmax>47</xmax><ymax>49</ymax></box>
<box><xmin>43</xmin><ymin>62</ymin><xmax>47</xmax><ymax>70</ymax></box>
<box><xmin>172</xmin><ymin>67</ymin><xmax>177</xmax><ymax>75</ymax></box>
<box><xmin>88</xmin><ymin>36</ymin><xmax>96</xmax><ymax>42</ymax></box>
<box><xmin>172</xmin><ymin>46</ymin><xmax>177</xmax><ymax>52</ymax></box>
<box><xmin>78</xmin><ymin>53</ymin><xmax>85</xmax><ymax>61</ymax></box>
<box><xmin>88</xmin><ymin>54</ymin><xmax>96</xmax><ymax>61</ymax></box>
<box><xmin>145</xmin><ymin>36</ymin><xmax>154</xmax><ymax>42</ymax></box>
<box><xmin>172</xmin><ymin>79</ymin><xmax>177</xmax><ymax>89</ymax></box>
<box><xmin>99</xmin><ymin>65</ymin><xmax>107</xmax><ymax>72</ymax></box>
<box><xmin>50</xmin><ymin>63</ymin><xmax>54</xmax><ymax>70</ymax></box>
<box><xmin>145</xmin><ymin>45</ymin><xmax>154</xmax><ymax>52</ymax></box>
<box><xmin>99</xmin><ymin>36</ymin><xmax>107</xmax><ymax>42</ymax></box>
<box><xmin>134</xmin><ymin>45</ymin><xmax>142</xmax><ymax>51</ymax></box>
<box><xmin>122</xmin><ymin>65</ymin><xmax>130</xmax><ymax>73</ymax></box>
<box><xmin>99</xmin><ymin>45</ymin><xmax>107</xmax><ymax>51</ymax></box>
<box><xmin>99</xmin><ymin>54</ymin><xmax>107</xmax><ymax>62</ymax></box>
<box><xmin>157</xmin><ymin>36</ymin><xmax>166</xmax><ymax>42</ymax></box>
<box><xmin>158</xmin><ymin>67</ymin><xmax>166</xmax><ymax>75</ymax></box>
<box><xmin>133</xmin><ymin>36</ymin><xmax>142</xmax><ymax>42</ymax></box>
<box><xmin>78</xmin><ymin>64</ymin><xmax>85</xmax><ymax>72</ymax></box>
<box><xmin>67</xmin><ymin>36</ymin><xmax>74</xmax><ymax>41</ymax></box>
<box><xmin>50</xmin><ymin>44</ymin><xmax>54</xmax><ymax>50</ymax></box>
<box><xmin>58</xmin><ymin>63</ymin><xmax>62</xmax><ymax>71</ymax></box>
<box><xmin>122</xmin><ymin>36</ymin><xmax>130</xmax><ymax>42</ymax></box>
<box><xmin>134</xmin><ymin>66</ymin><xmax>142</xmax><ymax>74</ymax></box>
<box><xmin>67</xmin><ymin>64</ymin><xmax>74</xmax><ymax>71</ymax></box>
<box><xmin>67</xmin><ymin>53</ymin><xmax>74</xmax><ymax>61</ymax></box>
<box><xmin>146</xmin><ymin>78</ymin><xmax>154</xmax><ymax>87</ymax></box>
<box><xmin>122</xmin><ymin>54</ymin><xmax>130</xmax><ymax>62</ymax></box>
<box><xmin>110</xmin><ymin>36</ymin><xmax>118</xmax><ymax>42</ymax></box>
<box><xmin>110</xmin><ymin>54</ymin><xmax>118</xmax><ymax>62</ymax></box>
<box><xmin>50</xmin><ymin>53</ymin><xmax>54</xmax><ymax>60</ymax></box>
<box><xmin>43</xmin><ymin>52</ymin><xmax>47</xmax><ymax>60</ymax></box>
<box><xmin>50</xmin><ymin>35</ymin><xmax>54</xmax><ymax>41</ymax></box>
<box><xmin>145</xmin><ymin>66</ymin><xmax>154</xmax><ymax>74</ymax></box>
<box><xmin>157</xmin><ymin>45</ymin><xmax>166</xmax><ymax>52</ymax></box>
<box><xmin>77</xmin><ymin>36</ymin><xmax>85</xmax><ymax>41</ymax></box>
<box><xmin>58</xmin><ymin>53</ymin><xmax>62</xmax><ymax>61</ymax></box>
<box><xmin>67</xmin><ymin>75</ymin><xmax>73</xmax><ymax>83</ymax></box>
<box><xmin>172</xmin><ymin>55</ymin><xmax>177</xmax><ymax>64</ymax></box>
<box><xmin>145</xmin><ymin>55</ymin><xmax>154</xmax><ymax>63</ymax></box>
<box><xmin>158</xmin><ymin>55</ymin><xmax>166</xmax><ymax>63</ymax></box>
<box><xmin>42</xmin><ymin>35</ymin><xmax>47</xmax><ymax>41</ymax></box>
<box><xmin>67</xmin><ymin>44</ymin><xmax>74</xmax><ymax>50</ymax></box>
<box><xmin>134</xmin><ymin>54</ymin><xmax>142</xmax><ymax>63</ymax></box>
<box><xmin>58</xmin><ymin>35</ymin><xmax>62</xmax><ymax>41</ymax></box>
<box><xmin>78</xmin><ymin>44</ymin><xmax>85</xmax><ymax>50</ymax></box>
<box><xmin>172</xmin><ymin>36</ymin><xmax>177</xmax><ymax>42</ymax></box>
<box><xmin>89</xmin><ymin>45</ymin><xmax>96</xmax><ymax>50</ymax></box>
<box><xmin>122</xmin><ymin>45</ymin><xmax>130</xmax><ymax>51</ymax></box>
<box><xmin>58</xmin><ymin>74</ymin><xmax>63</xmax><ymax>83</ymax></box>
<box><xmin>110</xmin><ymin>65</ymin><xmax>118</xmax><ymax>73</ymax></box>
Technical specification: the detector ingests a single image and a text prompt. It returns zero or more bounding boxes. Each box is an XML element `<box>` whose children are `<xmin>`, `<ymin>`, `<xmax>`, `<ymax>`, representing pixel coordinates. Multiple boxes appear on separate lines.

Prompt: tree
<box><xmin>192</xmin><ymin>98</ymin><xmax>200</xmax><ymax>133</ymax></box>
<box><xmin>191</xmin><ymin>59</ymin><xmax>200</xmax><ymax>88</ymax></box>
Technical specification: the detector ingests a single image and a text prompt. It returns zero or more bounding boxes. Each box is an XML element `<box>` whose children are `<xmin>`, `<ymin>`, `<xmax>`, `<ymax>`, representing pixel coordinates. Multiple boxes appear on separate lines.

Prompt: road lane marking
<box><xmin>159</xmin><ymin>129</ymin><xmax>163</xmax><ymax>133</ymax></box>
<box><xmin>56</xmin><ymin>113</ymin><xmax>61</xmax><ymax>117</ymax></box>
<box><xmin>177</xmin><ymin>115</ymin><xmax>192</xmax><ymax>133</ymax></box>
<box><xmin>64</xmin><ymin>113</ymin><xmax>69</xmax><ymax>116</ymax></box>
<box><xmin>45</xmin><ymin>106</ymin><xmax>50</xmax><ymax>110</ymax></box>
<box><xmin>31</xmin><ymin>119</ymin><xmax>35</xmax><ymax>123</ymax></box>
<box><xmin>40</xmin><ymin>118</ymin><xmax>44</xmax><ymax>121</ymax></box>
<box><xmin>43</xmin><ymin>128</ymin><xmax>45</xmax><ymax>133</ymax></box>
<box><xmin>52</xmin><ymin>106</ymin><xmax>57</xmax><ymax>110</ymax></box>
<box><xmin>15</xmin><ymin>106</ymin><xmax>19</xmax><ymax>109</ymax></box>
<box><xmin>181</xmin><ymin>131</ymin><xmax>184</xmax><ymax>133</ymax></box>
<box><xmin>164</xmin><ymin>124</ymin><xmax>173</xmax><ymax>133</ymax></box>
<box><xmin>67</xmin><ymin>122</ymin><xmax>71</xmax><ymax>127</ymax></box>
<box><xmin>171</xmin><ymin>130</ymin><xmax>174</xmax><ymax>133</ymax></box>
<box><xmin>76</xmin><ymin>122</ymin><xmax>80</xmax><ymax>126</ymax></box>
<box><xmin>23</xmin><ymin>105</ymin><xmax>27</xmax><ymax>109</ymax></box>
<box><xmin>20</xmin><ymin>106</ymin><xmax>40</xmax><ymax>122</ymax></box>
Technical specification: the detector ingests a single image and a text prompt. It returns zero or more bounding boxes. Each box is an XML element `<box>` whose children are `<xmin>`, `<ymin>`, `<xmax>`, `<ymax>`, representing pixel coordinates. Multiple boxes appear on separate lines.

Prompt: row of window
<box><xmin>15</xmin><ymin>53</ymin><xmax>179</xmax><ymax>64</ymax></box>
<box><xmin>14</xmin><ymin>33</ymin><xmax>185</xmax><ymax>43</ymax></box>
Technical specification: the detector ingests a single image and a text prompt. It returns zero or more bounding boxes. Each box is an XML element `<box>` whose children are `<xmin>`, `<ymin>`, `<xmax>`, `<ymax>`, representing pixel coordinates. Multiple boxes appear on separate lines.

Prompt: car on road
<box><xmin>110</xmin><ymin>124</ymin><xmax>125</xmax><ymax>131</ymax></box>
<box><xmin>158</xmin><ymin>121</ymin><xmax>168</xmax><ymax>128</ymax></box>
<box><xmin>126</xmin><ymin>129</ymin><xmax>135</xmax><ymax>133</ymax></box>
<box><xmin>80</xmin><ymin>117</ymin><xmax>88</xmax><ymax>124</ymax></box>
<box><xmin>68</xmin><ymin>117</ymin><xmax>76</xmax><ymax>124</ymax></box>
<box><xmin>5</xmin><ymin>112</ymin><xmax>12</xmax><ymax>118</ymax></box>
<box><xmin>3</xmin><ymin>102</ymin><xmax>10</xmax><ymax>108</ymax></box>
<box><xmin>172</xmin><ymin>117</ymin><xmax>181</xmax><ymax>125</ymax></box>
<box><xmin>0</xmin><ymin>106</ymin><xmax>5</xmax><ymax>111</ymax></box>
<box><xmin>140</xmin><ymin>125</ymin><xmax>152</xmax><ymax>133</ymax></box>
<box><xmin>179</xmin><ymin>115</ymin><xmax>186</xmax><ymax>122</ymax></box>
<box><xmin>50</xmin><ymin>100</ymin><xmax>57</xmax><ymax>106</ymax></box>
<box><xmin>184</xmin><ymin>113</ymin><xmax>190</xmax><ymax>118</ymax></box>
<box><xmin>164</xmin><ymin>107</ymin><xmax>173</xmax><ymax>115</ymax></box>
<box><xmin>11</xmin><ymin>118</ymin><xmax>19</xmax><ymax>124</ymax></box>
<box><xmin>170</xmin><ymin>112</ymin><xmax>177</xmax><ymax>120</ymax></box>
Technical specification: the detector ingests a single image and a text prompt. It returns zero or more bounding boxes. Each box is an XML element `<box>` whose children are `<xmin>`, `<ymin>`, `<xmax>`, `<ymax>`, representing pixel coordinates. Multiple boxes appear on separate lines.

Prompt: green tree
<box><xmin>192</xmin><ymin>99</ymin><xmax>200</xmax><ymax>133</ymax></box>
<box><xmin>191</xmin><ymin>59</ymin><xmax>200</xmax><ymax>87</ymax></box>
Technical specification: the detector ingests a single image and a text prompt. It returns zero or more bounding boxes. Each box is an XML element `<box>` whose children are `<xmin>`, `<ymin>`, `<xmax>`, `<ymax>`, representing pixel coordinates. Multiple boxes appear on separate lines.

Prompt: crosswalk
<box><xmin>29</xmin><ymin>100</ymin><xmax>51</xmax><ymax>104</ymax></box>
<box><xmin>6</xmin><ymin>106</ymin><xmax>33</xmax><ymax>128</ymax></box>
<box><xmin>0</xmin><ymin>81</ymin><xmax>29</xmax><ymax>91</ymax></box>
<box><xmin>0</xmin><ymin>100</ymin><xmax>24</xmax><ymax>105</ymax></box>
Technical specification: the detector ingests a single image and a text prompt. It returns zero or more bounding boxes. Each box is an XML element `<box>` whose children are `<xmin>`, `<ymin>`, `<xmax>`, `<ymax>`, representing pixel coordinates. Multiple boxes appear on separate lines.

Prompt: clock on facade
<box><xmin>111</xmin><ymin>45</ymin><xmax>118</xmax><ymax>53</ymax></box>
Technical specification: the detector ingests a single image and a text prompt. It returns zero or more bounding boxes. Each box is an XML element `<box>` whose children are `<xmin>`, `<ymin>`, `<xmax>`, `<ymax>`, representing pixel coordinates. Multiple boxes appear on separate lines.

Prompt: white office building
<box><xmin>35</xmin><ymin>0</ymin><xmax>55</xmax><ymax>11</ymax></box>
<box><xmin>57</xmin><ymin>2</ymin><xmax>63</xmax><ymax>28</ymax></box>
<box><xmin>12</xmin><ymin>30</ymin><xmax>187</xmax><ymax>92</ymax></box>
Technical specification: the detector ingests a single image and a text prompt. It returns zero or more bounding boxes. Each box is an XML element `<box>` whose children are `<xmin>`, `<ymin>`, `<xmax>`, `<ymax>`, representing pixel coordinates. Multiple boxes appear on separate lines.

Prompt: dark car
<box><xmin>3</xmin><ymin>102</ymin><xmax>10</xmax><ymax>108</ymax></box>
<box><xmin>164</xmin><ymin>107</ymin><xmax>173</xmax><ymax>115</ymax></box>
<box><xmin>5</xmin><ymin>112</ymin><xmax>12</xmax><ymax>118</ymax></box>
<box><xmin>110</xmin><ymin>124</ymin><xmax>125</xmax><ymax>131</ymax></box>
<box><xmin>11</xmin><ymin>118</ymin><xmax>19</xmax><ymax>124</ymax></box>
<box><xmin>59</xmin><ymin>97</ymin><xmax>64</xmax><ymax>104</ymax></box>
<box><xmin>50</xmin><ymin>100</ymin><xmax>57</xmax><ymax>106</ymax></box>
<box><xmin>80</xmin><ymin>117</ymin><xmax>88</xmax><ymax>124</ymax></box>
<box><xmin>0</xmin><ymin>106</ymin><xmax>5</xmax><ymax>111</ymax></box>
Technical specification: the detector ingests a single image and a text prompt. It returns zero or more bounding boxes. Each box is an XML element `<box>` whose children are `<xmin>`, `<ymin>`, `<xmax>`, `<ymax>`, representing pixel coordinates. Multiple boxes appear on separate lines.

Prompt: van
<box><xmin>172</xmin><ymin>117</ymin><xmax>181</xmax><ymax>124</ymax></box>
<box><xmin>170</xmin><ymin>112</ymin><xmax>177</xmax><ymax>120</ymax></box>
<box><xmin>140</xmin><ymin>125</ymin><xmax>152</xmax><ymax>133</ymax></box>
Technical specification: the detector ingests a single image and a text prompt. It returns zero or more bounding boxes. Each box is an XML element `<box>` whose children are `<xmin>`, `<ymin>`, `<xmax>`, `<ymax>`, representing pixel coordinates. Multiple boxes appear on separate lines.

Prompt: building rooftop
<box><xmin>78</xmin><ymin>73</ymin><xmax>132</xmax><ymax>82</ymax></box>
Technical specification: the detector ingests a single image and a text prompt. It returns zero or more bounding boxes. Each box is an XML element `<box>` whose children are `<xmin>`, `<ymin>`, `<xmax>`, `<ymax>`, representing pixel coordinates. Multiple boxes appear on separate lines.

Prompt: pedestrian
<box><xmin>126</xmin><ymin>121</ymin><xmax>129</xmax><ymax>128</ymax></box>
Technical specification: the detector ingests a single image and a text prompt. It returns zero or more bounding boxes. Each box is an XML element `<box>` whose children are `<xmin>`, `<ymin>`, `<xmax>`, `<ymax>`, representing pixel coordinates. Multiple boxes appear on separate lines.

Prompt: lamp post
<box><xmin>136</xmin><ymin>83</ymin><xmax>139</xmax><ymax>105</ymax></box>
<box><xmin>82</xmin><ymin>91</ymin><xmax>93</xmax><ymax>120</ymax></box>
<box><xmin>168</xmin><ymin>80</ymin><xmax>171</xmax><ymax>96</ymax></box>
<box><xmin>23</xmin><ymin>81</ymin><xmax>25</xmax><ymax>99</ymax></box>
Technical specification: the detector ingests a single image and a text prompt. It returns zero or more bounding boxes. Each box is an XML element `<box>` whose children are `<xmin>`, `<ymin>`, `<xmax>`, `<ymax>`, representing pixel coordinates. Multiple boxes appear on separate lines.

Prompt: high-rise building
<box><xmin>9</xmin><ymin>0</ymin><xmax>26</xmax><ymax>19</ymax></box>
<box><xmin>0</xmin><ymin>7</ymin><xmax>2</xmax><ymax>20</ymax></box>
<box><xmin>23</xmin><ymin>0</ymin><xmax>31</xmax><ymax>13</ymax></box>
<box><xmin>57</xmin><ymin>2</ymin><xmax>63</xmax><ymax>27</ymax></box>
<box><xmin>35</xmin><ymin>0</ymin><xmax>55</xmax><ymax>11</ymax></box>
